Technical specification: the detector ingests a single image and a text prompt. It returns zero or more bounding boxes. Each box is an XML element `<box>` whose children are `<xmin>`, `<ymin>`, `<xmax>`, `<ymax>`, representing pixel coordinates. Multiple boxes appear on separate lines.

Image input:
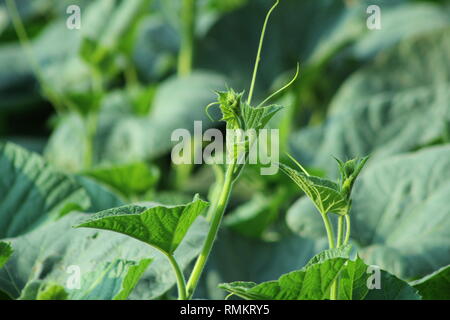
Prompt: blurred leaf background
<box><xmin>0</xmin><ymin>0</ymin><xmax>449</xmax><ymax>299</ymax></box>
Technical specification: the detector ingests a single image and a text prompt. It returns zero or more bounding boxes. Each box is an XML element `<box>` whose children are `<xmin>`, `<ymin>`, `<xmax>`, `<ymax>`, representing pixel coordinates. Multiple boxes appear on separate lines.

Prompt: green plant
<box><xmin>279</xmin><ymin>155</ymin><xmax>368</xmax><ymax>299</ymax></box>
<box><xmin>218</xmin><ymin>156</ymin><xmax>421</xmax><ymax>300</ymax></box>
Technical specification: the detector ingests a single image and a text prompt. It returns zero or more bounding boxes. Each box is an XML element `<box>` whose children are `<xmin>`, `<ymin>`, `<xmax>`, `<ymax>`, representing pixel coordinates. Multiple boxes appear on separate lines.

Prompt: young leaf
<box><xmin>287</xmin><ymin>146</ymin><xmax>450</xmax><ymax>280</ymax></box>
<box><xmin>0</xmin><ymin>242</ymin><xmax>13</xmax><ymax>269</ymax></box>
<box><xmin>304</xmin><ymin>245</ymin><xmax>352</xmax><ymax>268</ymax></box>
<box><xmin>411</xmin><ymin>265</ymin><xmax>450</xmax><ymax>300</ymax></box>
<box><xmin>75</xmin><ymin>196</ymin><xmax>208</xmax><ymax>255</ymax></box>
<box><xmin>279</xmin><ymin>163</ymin><xmax>348</xmax><ymax>215</ymax></box>
<box><xmin>241</xmin><ymin>102</ymin><xmax>283</xmax><ymax>131</ymax></box>
<box><xmin>335</xmin><ymin>156</ymin><xmax>369</xmax><ymax>198</ymax></box>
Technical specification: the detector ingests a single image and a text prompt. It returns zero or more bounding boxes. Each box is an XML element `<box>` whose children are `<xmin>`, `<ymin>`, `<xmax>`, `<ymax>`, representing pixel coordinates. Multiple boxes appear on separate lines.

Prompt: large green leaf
<box><xmin>0</xmin><ymin>212</ymin><xmax>208</xmax><ymax>299</ymax></box>
<box><xmin>0</xmin><ymin>142</ymin><xmax>90</xmax><ymax>238</ymax></box>
<box><xmin>411</xmin><ymin>265</ymin><xmax>450</xmax><ymax>300</ymax></box>
<box><xmin>197</xmin><ymin>0</ymin><xmax>366</xmax><ymax>94</ymax></box>
<box><xmin>69</xmin><ymin>258</ymin><xmax>152</xmax><ymax>300</ymax></box>
<box><xmin>339</xmin><ymin>257</ymin><xmax>420</xmax><ymax>300</ymax></box>
<box><xmin>83</xmin><ymin>162</ymin><xmax>160</xmax><ymax>200</ymax></box>
<box><xmin>290</xmin><ymin>28</ymin><xmax>450</xmax><ymax>175</ymax></box>
<box><xmin>287</xmin><ymin>146</ymin><xmax>450</xmax><ymax>280</ymax></box>
<box><xmin>75</xmin><ymin>196</ymin><xmax>208</xmax><ymax>255</ymax></box>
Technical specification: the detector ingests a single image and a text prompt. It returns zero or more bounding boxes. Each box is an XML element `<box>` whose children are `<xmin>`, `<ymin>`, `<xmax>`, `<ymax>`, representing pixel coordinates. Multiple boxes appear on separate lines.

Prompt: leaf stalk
<box><xmin>165</xmin><ymin>253</ymin><xmax>187</xmax><ymax>300</ymax></box>
<box><xmin>186</xmin><ymin>161</ymin><xmax>236</xmax><ymax>298</ymax></box>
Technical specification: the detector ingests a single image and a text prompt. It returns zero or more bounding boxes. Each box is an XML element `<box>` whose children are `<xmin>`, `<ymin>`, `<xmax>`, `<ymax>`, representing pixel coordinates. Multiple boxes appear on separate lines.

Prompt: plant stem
<box><xmin>336</xmin><ymin>215</ymin><xmax>344</xmax><ymax>247</ymax></box>
<box><xmin>186</xmin><ymin>161</ymin><xmax>236</xmax><ymax>298</ymax></box>
<box><xmin>247</xmin><ymin>0</ymin><xmax>279</xmax><ymax>105</ymax></box>
<box><xmin>178</xmin><ymin>0</ymin><xmax>196</xmax><ymax>76</ymax></box>
<box><xmin>165</xmin><ymin>253</ymin><xmax>187</xmax><ymax>300</ymax></box>
<box><xmin>321</xmin><ymin>213</ymin><xmax>335</xmax><ymax>249</ymax></box>
<box><xmin>205</xmin><ymin>165</ymin><xmax>225</xmax><ymax>222</ymax></box>
<box><xmin>333</xmin><ymin>215</ymin><xmax>346</xmax><ymax>301</ymax></box>
<box><xmin>344</xmin><ymin>214</ymin><xmax>351</xmax><ymax>245</ymax></box>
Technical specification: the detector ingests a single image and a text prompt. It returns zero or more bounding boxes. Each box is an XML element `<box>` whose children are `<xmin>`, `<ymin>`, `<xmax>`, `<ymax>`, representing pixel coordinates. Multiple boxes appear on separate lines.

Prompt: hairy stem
<box><xmin>186</xmin><ymin>161</ymin><xmax>236</xmax><ymax>298</ymax></box>
<box><xmin>178</xmin><ymin>0</ymin><xmax>196</xmax><ymax>76</ymax></box>
<box><xmin>321</xmin><ymin>213</ymin><xmax>335</xmax><ymax>249</ymax></box>
<box><xmin>321</xmin><ymin>213</ymin><xmax>337</xmax><ymax>300</ymax></box>
<box><xmin>247</xmin><ymin>0</ymin><xmax>279</xmax><ymax>105</ymax></box>
<box><xmin>165</xmin><ymin>253</ymin><xmax>187</xmax><ymax>300</ymax></box>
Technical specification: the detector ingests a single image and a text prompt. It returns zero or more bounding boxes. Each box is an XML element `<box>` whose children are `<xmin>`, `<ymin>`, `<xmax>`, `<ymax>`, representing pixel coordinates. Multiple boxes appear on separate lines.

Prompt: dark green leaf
<box><xmin>75</xmin><ymin>196</ymin><xmax>208</xmax><ymax>255</ymax></box>
<box><xmin>412</xmin><ymin>265</ymin><xmax>450</xmax><ymax>300</ymax></box>
<box><xmin>287</xmin><ymin>146</ymin><xmax>450</xmax><ymax>279</ymax></box>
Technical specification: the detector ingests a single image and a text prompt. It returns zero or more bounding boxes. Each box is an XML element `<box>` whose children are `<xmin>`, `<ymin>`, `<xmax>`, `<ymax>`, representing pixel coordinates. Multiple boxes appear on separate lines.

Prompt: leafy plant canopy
<box><xmin>0</xmin><ymin>0</ymin><xmax>449</xmax><ymax>301</ymax></box>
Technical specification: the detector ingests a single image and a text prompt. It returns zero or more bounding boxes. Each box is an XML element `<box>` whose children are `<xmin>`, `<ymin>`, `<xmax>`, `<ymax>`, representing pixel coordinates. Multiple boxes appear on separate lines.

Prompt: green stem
<box><xmin>178</xmin><ymin>0</ymin><xmax>196</xmax><ymax>76</ymax></box>
<box><xmin>344</xmin><ymin>214</ymin><xmax>351</xmax><ymax>245</ymax></box>
<box><xmin>336</xmin><ymin>215</ymin><xmax>344</xmax><ymax>248</ymax></box>
<box><xmin>205</xmin><ymin>165</ymin><xmax>225</xmax><ymax>222</ymax></box>
<box><xmin>247</xmin><ymin>0</ymin><xmax>279</xmax><ymax>105</ymax></box>
<box><xmin>186</xmin><ymin>161</ymin><xmax>236</xmax><ymax>298</ymax></box>
<box><xmin>165</xmin><ymin>253</ymin><xmax>187</xmax><ymax>300</ymax></box>
<box><xmin>83</xmin><ymin>112</ymin><xmax>98</xmax><ymax>169</ymax></box>
<box><xmin>321</xmin><ymin>213</ymin><xmax>335</xmax><ymax>249</ymax></box>
<box><xmin>333</xmin><ymin>215</ymin><xmax>346</xmax><ymax>301</ymax></box>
